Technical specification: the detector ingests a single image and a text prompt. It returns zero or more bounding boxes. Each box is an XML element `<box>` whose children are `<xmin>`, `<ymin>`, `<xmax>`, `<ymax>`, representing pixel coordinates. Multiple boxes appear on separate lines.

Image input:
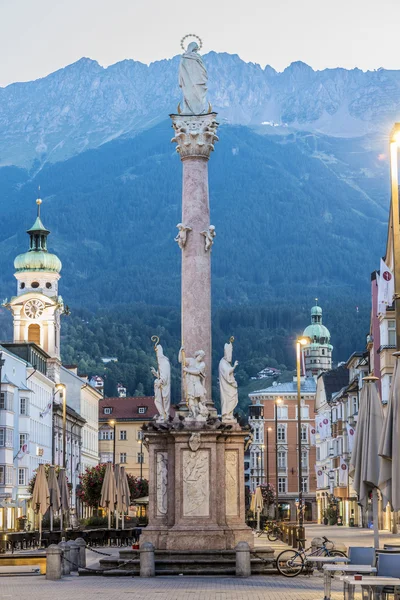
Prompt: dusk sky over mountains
<box><xmin>1</xmin><ymin>0</ymin><xmax>400</xmax><ymax>86</ymax></box>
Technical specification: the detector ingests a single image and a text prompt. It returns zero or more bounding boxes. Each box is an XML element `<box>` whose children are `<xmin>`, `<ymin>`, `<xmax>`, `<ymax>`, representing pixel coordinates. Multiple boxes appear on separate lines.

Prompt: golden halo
<box><xmin>180</xmin><ymin>34</ymin><xmax>203</xmax><ymax>52</ymax></box>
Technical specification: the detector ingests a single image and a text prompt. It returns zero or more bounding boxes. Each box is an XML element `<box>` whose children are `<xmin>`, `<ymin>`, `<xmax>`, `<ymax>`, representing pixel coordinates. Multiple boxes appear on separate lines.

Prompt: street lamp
<box><xmin>109</xmin><ymin>419</ymin><xmax>116</xmax><ymax>464</ymax></box>
<box><xmin>389</xmin><ymin>124</ymin><xmax>400</xmax><ymax>350</ymax></box>
<box><xmin>266</xmin><ymin>427</ymin><xmax>272</xmax><ymax>485</ymax></box>
<box><xmin>296</xmin><ymin>336</ymin><xmax>309</xmax><ymax>546</ymax></box>
<box><xmin>275</xmin><ymin>397</ymin><xmax>282</xmax><ymax>521</ymax></box>
<box><xmin>55</xmin><ymin>383</ymin><xmax>67</xmax><ymax>469</ymax></box>
<box><xmin>138</xmin><ymin>439</ymin><xmax>143</xmax><ymax>479</ymax></box>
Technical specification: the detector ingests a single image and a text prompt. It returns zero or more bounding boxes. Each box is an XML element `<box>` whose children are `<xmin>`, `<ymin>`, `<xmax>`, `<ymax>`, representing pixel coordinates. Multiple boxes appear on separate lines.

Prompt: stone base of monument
<box><xmin>139</xmin><ymin>418</ymin><xmax>254</xmax><ymax>552</ymax></box>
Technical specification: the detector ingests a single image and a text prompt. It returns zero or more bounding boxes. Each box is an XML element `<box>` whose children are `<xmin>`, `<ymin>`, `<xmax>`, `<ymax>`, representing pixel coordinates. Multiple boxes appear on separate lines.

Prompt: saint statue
<box><xmin>178</xmin><ymin>346</ymin><xmax>209</xmax><ymax>420</ymax></box>
<box><xmin>151</xmin><ymin>343</ymin><xmax>171</xmax><ymax>421</ymax></box>
<box><xmin>219</xmin><ymin>340</ymin><xmax>239</xmax><ymax>422</ymax></box>
<box><xmin>179</xmin><ymin>41</ymin><xmax>209</xmax><ymax>115</ymax></box>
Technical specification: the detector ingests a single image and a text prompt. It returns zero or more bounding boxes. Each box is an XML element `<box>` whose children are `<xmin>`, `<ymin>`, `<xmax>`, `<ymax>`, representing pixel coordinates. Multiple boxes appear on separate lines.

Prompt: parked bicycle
<box><xmin>257</xmin><ymin>521</ymin><xmax>282</xmax><ymax>542</ymax></box>
<box><xmin>276</xmin><ymin>535</ymin><xmax>347</xmax><ymax>577</ymax></box>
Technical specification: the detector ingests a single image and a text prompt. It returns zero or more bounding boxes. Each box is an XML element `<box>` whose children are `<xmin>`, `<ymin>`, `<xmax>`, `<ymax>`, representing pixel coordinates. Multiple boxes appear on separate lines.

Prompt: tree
<box><xmin>77</xmin><ymin>463</ymin><xmax>148</xmax><ymax>508</ymax></box>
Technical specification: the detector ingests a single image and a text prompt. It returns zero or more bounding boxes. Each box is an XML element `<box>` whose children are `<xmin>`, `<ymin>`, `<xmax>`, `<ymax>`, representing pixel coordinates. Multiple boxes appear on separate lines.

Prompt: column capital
<box><xmin>171</xmin><ymin>113</ymin><xmax>219</xmax><ymax>160</ymax></box>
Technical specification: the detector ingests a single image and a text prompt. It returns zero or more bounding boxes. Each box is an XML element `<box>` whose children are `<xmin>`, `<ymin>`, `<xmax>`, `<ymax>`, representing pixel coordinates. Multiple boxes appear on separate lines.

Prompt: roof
<box><xmin>99</xmin><ymin>396</ymin><xmax>158</xmax><ymax>421</ymax></box>
<box><xmin>318</xmin><ymin>365</ymin><xmax>349</xmax><ymax>402</ymax></box>
<box><xmin>249</xmin><ymin>377</ymin><xmax>317</xmax><ymax>396</ymax></box>
<box><xmin>27</xmin><ymin>216</ymin><xmax>50</xmax><ymax>234</ymax></box>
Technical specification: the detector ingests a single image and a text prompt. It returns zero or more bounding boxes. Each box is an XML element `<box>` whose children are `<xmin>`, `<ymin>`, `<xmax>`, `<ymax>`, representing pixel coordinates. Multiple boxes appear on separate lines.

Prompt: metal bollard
<box><xmin>46</xmin><ymin>544</ymin><xmax>62</xmax><ymax>580</ymax></box>
<box><xmin>75</xmin><ymin>538</ymin><xmax>86</xmax><ymax>568</ymax></box>
<box><xmin>288</xmin><ymin>527</ymin><xmax>293</xmax><ymax>546</ymax></box>
<box><xmin>58</xmin><ymin>541</ymin><xmax>71</xmax><ymax>575</ymax></box>
<box><xmin>292</xmin><ymin>527</ymin><xmax>298</xmax><ymax>549</ymax></box>
<box><xmin>140</xmin><ymin>542</ymin><xmax>155</xmax><ymax>577</ymax></box>
<box><xmin>235</xmin><ymin>542</ymin><xmax>251</xmax><ymax>577</ymax></box>
<box><xmin>66</xmin><ymin>540</ymin><xmax>79</xmax><ymax>572</ymax></box>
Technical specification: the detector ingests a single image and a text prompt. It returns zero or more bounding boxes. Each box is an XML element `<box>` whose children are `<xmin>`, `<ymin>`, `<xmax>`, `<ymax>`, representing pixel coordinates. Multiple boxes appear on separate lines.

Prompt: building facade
<box><xmin>249</xmin><ymin>378</ymin><xmax>318</xmax><ymax>521</ymax></box>
<box><xmin>98</xmin><ymin>396</ymin><xmax>156</xmax><ymax>480</ymax></box>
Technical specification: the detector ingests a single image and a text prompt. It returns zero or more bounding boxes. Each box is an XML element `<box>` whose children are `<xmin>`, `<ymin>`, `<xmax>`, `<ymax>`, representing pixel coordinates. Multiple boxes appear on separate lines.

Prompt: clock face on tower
<box><xmin>24</xmin><ymin>299</ymin><xmax>45</xmax><ymax>319</ymax></box>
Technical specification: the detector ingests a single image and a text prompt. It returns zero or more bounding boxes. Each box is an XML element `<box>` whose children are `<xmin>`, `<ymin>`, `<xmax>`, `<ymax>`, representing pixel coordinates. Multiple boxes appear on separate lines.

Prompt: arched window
<box><xmin>28</xmin><ymin>324</ymin><xmax>40</xmax><ymax>345</ymax></box>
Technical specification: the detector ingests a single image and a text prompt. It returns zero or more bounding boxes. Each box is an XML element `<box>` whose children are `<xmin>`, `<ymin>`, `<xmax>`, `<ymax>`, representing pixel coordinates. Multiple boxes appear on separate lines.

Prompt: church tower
<box><xmin>302</xmin><ymin>300</ymin><xmax>332</xmax><ymax>377</ymax></box>
<box><xmin>7</xmin><ymin>196</ymin><xmax>65</xmax><ymax>382</ymax></box>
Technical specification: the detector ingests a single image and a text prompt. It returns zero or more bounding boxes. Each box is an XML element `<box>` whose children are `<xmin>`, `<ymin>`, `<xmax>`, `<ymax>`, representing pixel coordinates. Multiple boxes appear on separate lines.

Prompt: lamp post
<box><xmin>138</xmin><ymin>439</ymin><xmax>143</xmax><ymax>479</ymax></box>
<box><xmin>275</xmin><ymin>397</ymin><xmax>282</xmax><ymax>521</ymax></box>
<box><xmin>296</xmin><ymin>336</ymin><xmax>309</xmax><ymax>547</ymax></box>
<box><xmin>261</xmin><ymin>444</ymin><xmax>265</xmax><ymax>483</ymax></box>
<box><xmin>389</xmin><ymin>124</ymin><xmax>400</xmax><ymax>350</ymax></box>
<box><xmin>55</xmin><ymin>383</ymin><xmax>67</xmax><ymax>469</ymax></box>
<box><xmin>109</xmin><ymin>420</ymin><xmax>116</xmax><ymax>464</ymax></box>
<box><xmin>266</xmin><ymin>427</ymin><xmax>272</xmax><ymax>485</ymax></box>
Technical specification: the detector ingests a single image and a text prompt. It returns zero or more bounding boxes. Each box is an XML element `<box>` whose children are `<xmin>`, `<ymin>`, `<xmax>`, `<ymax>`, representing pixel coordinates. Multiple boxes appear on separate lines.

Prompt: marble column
<box><xmin>171</xmin><ymin>113</ymin><xmax>219</xmax><ymax>403</ymax></box>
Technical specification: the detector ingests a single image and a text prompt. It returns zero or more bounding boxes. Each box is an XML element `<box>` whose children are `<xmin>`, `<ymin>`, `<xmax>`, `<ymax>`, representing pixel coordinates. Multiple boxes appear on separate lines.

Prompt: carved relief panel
<box><xmin>182</xmin><ymin>449</ymin><xmax>210</xmax><ymax>517</ymax></box>
<box><xmin>225</xmin><ymin>450</ymin><xmax>239</xmax><ymax>517</ymax></box>
<box><xmin>156</xmin><ymin>451</ymin><xmax>168</xmax><ymax>516</ymax></box>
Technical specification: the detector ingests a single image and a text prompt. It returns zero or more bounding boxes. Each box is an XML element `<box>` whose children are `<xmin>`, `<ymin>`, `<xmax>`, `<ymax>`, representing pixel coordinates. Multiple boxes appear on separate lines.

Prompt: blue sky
<box><xmin>1</xmin><ymin>0</ymin><xmax>400</xmax><ymax>86</ymax></box>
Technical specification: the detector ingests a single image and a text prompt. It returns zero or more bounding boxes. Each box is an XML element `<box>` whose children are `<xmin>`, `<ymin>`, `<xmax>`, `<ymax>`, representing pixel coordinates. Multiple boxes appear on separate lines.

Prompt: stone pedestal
<box><xmin>171</xmin><ymin>113</ymin><xmax>218</xmax><ymax>405</ymax></box>
<box><xmin>141</xmin><ymin>421</ymin><xmax>253</xmax><ymax>551</ymax></box>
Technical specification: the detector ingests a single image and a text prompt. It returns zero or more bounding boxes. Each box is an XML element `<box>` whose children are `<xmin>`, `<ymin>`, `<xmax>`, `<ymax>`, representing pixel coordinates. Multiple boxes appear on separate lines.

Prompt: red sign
<box><xmin>383</xmin><ymin>271</ymin><xmax>392</xmax><ymax>282</ymax></box>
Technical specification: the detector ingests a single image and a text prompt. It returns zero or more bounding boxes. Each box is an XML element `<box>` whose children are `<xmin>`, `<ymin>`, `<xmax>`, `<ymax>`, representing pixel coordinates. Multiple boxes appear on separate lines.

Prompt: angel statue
<box><xmin>174</xmin><ymin>223</ymin><xmax>192</xmax><ymax>250</ymax></box>
<box><xmin>151</xmin><ymin>339</ymin><xmax>171</xmax><ymax>422</ymax></box>
<box><xmin>219</xmin><ymin>339</ymin><xmax>239</xmax><ymax>422</ymax></box>
<box><xmin>178</xmin><ymin>346</ymin><xmax>209</xmax><ymax>421</ymax></box>
<box><xmin>201</xmin><ymin>225</ymin><xmax>216</xmax><ymax>252</ymax></box>
<box><xmin>179</xmin><ymin>36</ymin><xmax>209</xmax><ymax>115</ymax></box>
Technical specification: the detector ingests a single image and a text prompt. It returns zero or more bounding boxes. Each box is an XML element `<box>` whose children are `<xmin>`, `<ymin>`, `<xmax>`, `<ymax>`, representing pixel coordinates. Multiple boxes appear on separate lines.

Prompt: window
<box><xmin>301</xmin><ymin>450</ymin><xmax>308</xmax><ymax>471</ymax></box>
<box><xmin>0</xmin><ymin>465</ymin><xmax>13</xmax><ymax>485</ymax></box>
<box><xmin>46</xmin><ymin>282</ymin><xmax>52</xmax><ymax>289</ymax></box>
<box><xmin>138</xmin><ymin>407</ymin><xmax>146</xmax><ymax>414</ymax></box>
<box><xmin>120</xmin><ymin>430</ymin><xmax>127</xmax><ymax>441</ymax></box>
<box><xmin>277</xmin><ymin>425</ymin><xmax>286</xmax><ymax>442</ymax></box>
<box><xmin>20</xmin><ymin>283</ymin><xmax>25</xmax><ymax>289</ymax></box>
<box><xmin>19</xmin><ymin>433</ymin><xmax>28</xmax><ymax>449</ymax></box>
<box><xmin>352</xmin><ymin>396</ymin><xmax>358</xmax><ymax>415</ymax></box>
<box><xmin>0</xmin><ymin>428</ymin><xmax>13</xmax><ymax>448</ymax></box>
<box><xmin>316</xmin><ymin>447</ymin><xmax>320</xmax><ymax>461</ymax></box>
<box><xmin>278</xmin><ymin>451</ymin><xmax>287</xmax><ymax>471</ymax></box>
<box><xmin>137</xmin><ymin>453</ymin><xmax>144</xmax><ymax>464</ymax></box>
<box><xmin>301</xmin><ymin>477</ymin><xmax>308</xmax><ymax>493</ymax></box>
<box><xmin>20</xmin><ymin>398</ymin><xmax>28</xmax><ymax>415</ymax></box>
<box><xmin>254</xmin><ymin>427</ymin><xmax>259</xmax><ymax>441</ymax></box>
<box><xmin>278</xmin><ymin>477</ymin><xmax>287</xmax><ymax>493</ymax></box>
<box><xmin>388</xmin><ymin>320</ymin><xmax>396</xmax><ymax>346</ymax></box>
<box><xmin>322</xmin><ymin>349</ymin><xmax>325</xmax><ymax>355</ymax></box>
<box><xmin>99</xmin><ymin>429</ymin><xmax>113</xmax><ymax>440</ymax></box>
<box><xmin>18</xmin><ymin>468</ymin><xmax>26</xmax><ymax>486</ymax></box>
<box><xmin>277</xmin><ymin>405</ymin><xmax>288</xmax><ymax>419</ymax></box>
<box><xmin>137</xmin><ymin>430</ymin><xmax>144</xmax><ymax>440</ymax></box>
<box><xmin>301</xmin><ymin>424</ymin><xmax>308</xmax><ymax>442</ymax></box>
<box><xmin>103</xmin><ymin>408</ymin><xmax>112</xmax><ymax>415</ymax></box>
<box><xmin>0</xmin><ymin>392</ymin><xmax>12</xmax><ymax>411</ymax></box>
<box><xmin>31</xmin><ymin>282</ymin><xmax>39</xmax><ymax>288</ymax></box>
<box><xmin>120</xmin><ymin>453</ymin><xmax>127</xmax><ymax>464</ymax></box>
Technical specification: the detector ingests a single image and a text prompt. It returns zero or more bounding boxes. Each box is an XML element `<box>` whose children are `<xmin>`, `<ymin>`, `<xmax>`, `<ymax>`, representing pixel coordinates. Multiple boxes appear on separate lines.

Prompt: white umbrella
<box><xmin>120</xmin><ymin>467</ymin><xmax>131</xmax><ymax>530</ymax></box>
<box><xmin>254</xmin><ymin>486</ymin><xmax>264</xmax><ymax>531</ymax></box>
<box><xmin>114</xmin><ymin>464</ymin><xmax>123</xmax><ymax>529</ymax></box>
<box><xmin>48</xmin><ymin>466</ymin><xmax>61</xmax><ymax>532</ymax></box>
<box><xmin>100</xmin><ymin>463</ymin><xmax>116</xmax><ymax>529</ymax></box>
<box><xmin>349</xmin><ymin>376</ymin><xmax>384</xmax><ymax>548</ymax></box>
<box><xmin>32</xmin><ymin>464</ymin><xmax>50</xmax><ymax>546</ymax></box>
<box><xmin>379</xmin><ymin>353</ymin><xmax>400</xmax><ymax>516</ymax></box>
<box><xmin>57</xmin><ymin>468</ymin><xmax>70</xmax><ymax>531</ymax></box>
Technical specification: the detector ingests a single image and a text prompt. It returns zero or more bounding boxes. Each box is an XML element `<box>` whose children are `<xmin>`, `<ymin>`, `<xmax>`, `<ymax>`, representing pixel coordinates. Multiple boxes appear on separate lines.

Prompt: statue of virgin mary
<box><xmin>179</xmin><ymin>41</ymin><xmax>209</xmax><ymax>115</ymax></box>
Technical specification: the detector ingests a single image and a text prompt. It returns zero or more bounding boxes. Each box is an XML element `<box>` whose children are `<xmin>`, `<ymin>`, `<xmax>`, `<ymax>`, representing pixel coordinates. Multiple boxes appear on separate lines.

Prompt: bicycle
<box><xmin>276</xmin><ymin>535</ymin><xmax>347</xmax><ymax>577</ymax></box>
<box><xmin>257</xmin><ymin>521</ymin><xmax>282</xmax><ymax>542</ymax></box>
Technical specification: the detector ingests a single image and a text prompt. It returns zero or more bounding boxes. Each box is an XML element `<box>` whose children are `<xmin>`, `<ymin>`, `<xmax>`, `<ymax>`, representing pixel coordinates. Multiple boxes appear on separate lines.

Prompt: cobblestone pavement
<box><xmin>0</xmin><ymin>572</ymin><xmax>343</xmax><ymax>600</ymax></box>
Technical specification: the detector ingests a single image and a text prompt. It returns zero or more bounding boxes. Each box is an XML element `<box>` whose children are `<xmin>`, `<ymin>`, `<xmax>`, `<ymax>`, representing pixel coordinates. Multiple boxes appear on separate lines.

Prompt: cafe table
<box><xmin>341</xmin><ymin>575</ymin><xmax>400</xmax><ymax>600</ymax></box>
<box><xmin>322</xmin><ymin>564</ymin><xmax>377</xmax><ymax>600</ymax></box>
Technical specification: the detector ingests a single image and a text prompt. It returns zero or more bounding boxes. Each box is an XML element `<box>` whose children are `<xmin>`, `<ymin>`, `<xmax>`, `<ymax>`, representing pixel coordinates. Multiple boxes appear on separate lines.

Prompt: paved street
<box><xmin>0</xmin><ymin>572</ymin><xmax>343</xmax><ymax>600</ymax></box>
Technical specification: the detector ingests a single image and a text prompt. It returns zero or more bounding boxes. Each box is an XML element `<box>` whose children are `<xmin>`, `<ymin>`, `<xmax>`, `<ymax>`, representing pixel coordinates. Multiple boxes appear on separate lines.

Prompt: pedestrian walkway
<box><xmin>0</xmin><ymin>572</ymin><xmax>344</xmax><ymax>600</ymax></box>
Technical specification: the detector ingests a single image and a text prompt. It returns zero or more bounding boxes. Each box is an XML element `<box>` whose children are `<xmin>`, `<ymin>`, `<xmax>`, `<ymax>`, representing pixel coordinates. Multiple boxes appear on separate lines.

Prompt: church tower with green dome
<box><xmin>6</xmin><ymin>196</ymin><xmax>66</xmax><ymax>382</ymax></box>
<box><xmin>302</xmin><ymin>300</ymin><xmax>332</xmax><ymax>377</ymax></box>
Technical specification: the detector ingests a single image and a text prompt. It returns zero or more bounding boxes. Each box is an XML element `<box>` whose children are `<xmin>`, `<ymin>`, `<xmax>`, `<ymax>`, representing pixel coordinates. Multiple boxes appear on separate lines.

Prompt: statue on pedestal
<box><xmin>175</xmin><ymin>223</ymin><xmax>192</xmax><ymax>249</ymax></box>
<box><xmin>178</xmin><ymin>346</ymin><xmax>209</xmax><ymax>420</ymax></box>
<box><xmin>219</xmin><ymin>338</ymin><xmax>239</xmax><ymax>422</ymax></box>
<box><xmin>151</xmin><ymin>337</ymin><xmax>171</xmax><ymax>421</ymax></box>
<box><xmin>179</xmin><ymin>35</ymin><xmax>209</xmax><ymax>115</ymax></box>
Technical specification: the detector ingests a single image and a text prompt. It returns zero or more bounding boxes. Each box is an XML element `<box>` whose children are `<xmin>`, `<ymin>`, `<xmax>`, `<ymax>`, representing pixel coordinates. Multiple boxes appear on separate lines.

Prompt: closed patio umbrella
<box><xmin>349</xmin><ymin>376</ymin><xmax>384</xmax><ymax>548</ymax></box>
<box><xmin>32</xmin><ymin>464</ymin><xmax>50</xmax><ymax>546</ymax></box>
<box><xmin>254</xmin><ymin>486</ymin><xmax>264</xmax><ymax>531</ymax></box>
<box><xmin>120</xmin><ymin>466</ymin><xmax>131</xmax><ymax>530</ymax></box>
<box><xmin>379</xmin><ymin>353</ymin><xmax>400</xmax><ymax>516</ymax></box>
<box><xmin>100</xmin><ymin>462</ymin><xmax>116</xmax><ymax>529</ymax></box>
<box><xmin>58</xmin><ymin>468</ymin><xmax>70</xmax><ymax>531</ymax></box>
<box><xmin>48</xmin><ymin>466</ymin><xmax>61</xmax><ymax>532</ymax></box>
<box><xmin>114</xmin><ymin>464</ymin><xmax>123</xmax><ymax>529</ymax></box>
